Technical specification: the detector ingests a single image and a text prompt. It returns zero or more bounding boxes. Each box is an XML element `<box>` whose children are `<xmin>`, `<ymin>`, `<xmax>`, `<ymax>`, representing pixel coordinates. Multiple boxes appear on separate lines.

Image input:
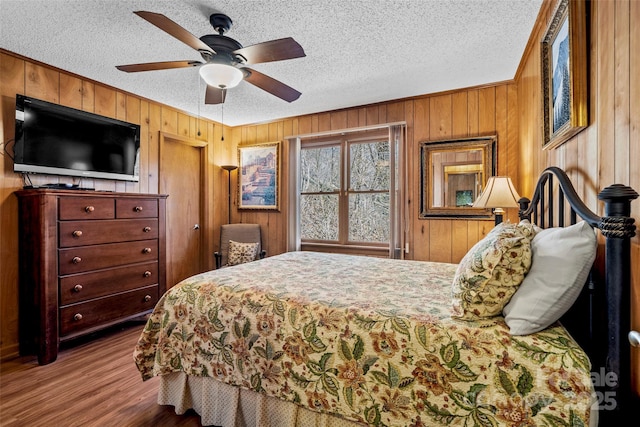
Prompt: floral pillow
<box><xmin>227</xmin><ymin>240</ymin><xmax>259</xmax><ymax>266</ymax></box>
<box><xmin>451</xmin><ymin>221</ymin><xmax>534</xmax><ymax>320</ymax></box>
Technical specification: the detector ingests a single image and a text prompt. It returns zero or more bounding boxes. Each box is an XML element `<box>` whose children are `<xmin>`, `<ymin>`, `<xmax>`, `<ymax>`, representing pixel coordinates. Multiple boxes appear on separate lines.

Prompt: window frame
<box><xmin>299</xmin><ymin>129</ymin><xmax>390</xmax><ymax>251</ymax></box>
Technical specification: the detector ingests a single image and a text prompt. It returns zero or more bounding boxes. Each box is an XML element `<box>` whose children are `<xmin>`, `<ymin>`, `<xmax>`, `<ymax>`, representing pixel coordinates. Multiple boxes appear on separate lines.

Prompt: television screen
<box><xmin>13</xmin><ymin>95</ymin><xmax>140</xmax><ymax>182</ymax></box>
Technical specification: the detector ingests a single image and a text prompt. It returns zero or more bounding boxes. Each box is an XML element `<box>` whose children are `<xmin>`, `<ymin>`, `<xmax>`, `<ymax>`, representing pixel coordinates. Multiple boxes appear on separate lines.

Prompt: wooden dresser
<box><xmin>15</xmin><ymin>189</ymin><xmax>168</xmax><ymax>365</ymax></box>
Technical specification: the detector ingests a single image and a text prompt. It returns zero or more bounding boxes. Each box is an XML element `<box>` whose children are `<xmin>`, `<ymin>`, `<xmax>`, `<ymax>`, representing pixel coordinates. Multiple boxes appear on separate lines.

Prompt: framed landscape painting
<box><xmin>237</xmin><ymin>142</ymin><xmax>280</xmax><ymax>210</ymax></box>
<box><xmin>541</xmin><ymin>0</ymin><xmax>588</xmax><ymax>150</ymax></box>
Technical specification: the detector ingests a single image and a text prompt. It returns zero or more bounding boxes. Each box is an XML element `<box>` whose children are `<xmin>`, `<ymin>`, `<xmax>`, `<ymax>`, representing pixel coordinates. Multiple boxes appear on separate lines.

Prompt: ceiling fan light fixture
<box><xmin>199</xmin><ymin>63</ymin><xmax>243</xmax><ymax>89</ymax></box>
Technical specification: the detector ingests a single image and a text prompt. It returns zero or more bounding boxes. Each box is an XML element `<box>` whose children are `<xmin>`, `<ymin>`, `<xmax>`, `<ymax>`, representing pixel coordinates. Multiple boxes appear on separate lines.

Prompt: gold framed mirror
<box><xmin>419</xmin><ymin>136</ymin><xmax>496</xmax><ymax>218</ymax></box>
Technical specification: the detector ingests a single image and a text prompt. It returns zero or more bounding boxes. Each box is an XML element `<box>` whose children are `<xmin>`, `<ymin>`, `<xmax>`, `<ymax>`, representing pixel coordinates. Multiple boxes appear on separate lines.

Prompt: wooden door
<box><xmin>160</xmin><ymin>134</ymin><xmax>206</xmax><ymax>288</ymax></box>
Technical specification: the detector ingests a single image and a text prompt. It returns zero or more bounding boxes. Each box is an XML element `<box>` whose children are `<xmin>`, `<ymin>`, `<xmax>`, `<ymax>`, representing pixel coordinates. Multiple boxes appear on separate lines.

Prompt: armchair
<box><xmin>214</xmin><ymin>223</ymin><xmax>266</xmax><ymax>269</ymax></box>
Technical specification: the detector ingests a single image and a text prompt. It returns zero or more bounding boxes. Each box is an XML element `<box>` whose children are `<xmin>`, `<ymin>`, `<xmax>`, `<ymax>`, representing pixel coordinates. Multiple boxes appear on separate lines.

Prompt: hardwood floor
<box><xmin>0</xmin><ymin>322</ymin><xmax>203</xmax><ymax>426</ymax></box>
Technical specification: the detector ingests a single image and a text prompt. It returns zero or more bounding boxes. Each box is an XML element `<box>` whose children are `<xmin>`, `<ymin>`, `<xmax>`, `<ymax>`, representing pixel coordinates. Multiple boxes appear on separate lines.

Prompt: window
<box><xmin>299</xmin><ymin>130</ymin><xmax>391</xmax><ymax>252</ymax></box>
<box><xmin>300</xmin><ymin>143</ymin><xmax>341</xmax><ymax>241</ymax></box>
<box><xmin>347</xmin><ymin>139</ymin><xmax>390</xmax><ymax>243</ymax></box>
<box><xmin>288</xmin><ymin>124</ymin><xmax>406</xmax><ymax>258</ymax></box>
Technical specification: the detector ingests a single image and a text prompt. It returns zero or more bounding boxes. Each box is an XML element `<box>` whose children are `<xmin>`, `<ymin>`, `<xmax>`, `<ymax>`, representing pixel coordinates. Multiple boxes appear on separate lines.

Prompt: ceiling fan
<box><xmin>116</xmin><ymin>11</ymin><xmax>306</xmax><ymax>104</ymax></box>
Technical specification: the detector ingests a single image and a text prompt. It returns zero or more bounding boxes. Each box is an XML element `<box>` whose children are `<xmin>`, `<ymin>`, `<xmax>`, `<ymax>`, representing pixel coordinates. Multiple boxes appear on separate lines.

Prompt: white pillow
<box><xmin>503</xmin><ymin>221</ymin><xmax>597</xmax><ymax>335</ymax></box>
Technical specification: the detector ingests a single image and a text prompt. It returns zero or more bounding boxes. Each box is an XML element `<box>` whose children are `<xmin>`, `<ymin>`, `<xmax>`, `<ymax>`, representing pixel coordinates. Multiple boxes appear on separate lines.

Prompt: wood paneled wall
<box><xmin>231</xmin><ymin>84</ymin><xmax>519</xmax><ymax>263</ymax></box>
<box><xmin>515</xmin><ymin>0</ymin><xmax>640</xmax><ymax>394</ymax></box>
<box><xmin>0</xmin><ymin>50</ymin><xmax>231</xmax><ymax>360</ymax></box>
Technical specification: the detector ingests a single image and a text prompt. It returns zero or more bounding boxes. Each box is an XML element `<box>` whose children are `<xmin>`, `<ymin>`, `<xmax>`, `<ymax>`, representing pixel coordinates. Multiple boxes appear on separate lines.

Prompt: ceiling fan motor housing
<box><xmin>199</xmin><ymin>14</ymin><xmax>245</xmax><ymax>64</ymax></box>
<box><xmin>199</xmin><ymin>34</ymin><xmax>245</xmax><ymax>64</ymax></box>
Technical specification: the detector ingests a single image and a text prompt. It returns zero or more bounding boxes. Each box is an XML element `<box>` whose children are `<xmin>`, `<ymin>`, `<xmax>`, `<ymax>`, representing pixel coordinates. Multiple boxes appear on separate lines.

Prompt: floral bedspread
<box><xmin>134</xmin><ymin>251</ymin><xmax>594</xmax><ymax>426</ymax></box>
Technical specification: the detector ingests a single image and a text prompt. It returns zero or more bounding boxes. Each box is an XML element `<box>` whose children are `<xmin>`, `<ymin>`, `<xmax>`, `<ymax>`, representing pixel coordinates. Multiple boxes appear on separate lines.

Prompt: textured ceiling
<box><xmin>0</xmin><ymin>0</ymin><xmax>543</xmax><ymax>127</ymax></box>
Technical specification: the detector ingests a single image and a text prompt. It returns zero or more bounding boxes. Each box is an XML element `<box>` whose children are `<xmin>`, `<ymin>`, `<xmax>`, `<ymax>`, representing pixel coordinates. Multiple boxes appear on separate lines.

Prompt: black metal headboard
<box><xmin>517</xmin><ymin>166</ymin><xmax>638</xmax><ymax>425</ymax></box>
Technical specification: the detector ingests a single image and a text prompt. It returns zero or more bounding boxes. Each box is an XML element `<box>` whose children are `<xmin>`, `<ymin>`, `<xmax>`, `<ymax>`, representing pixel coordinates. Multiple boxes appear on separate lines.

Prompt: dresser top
<box><xmin>15</xmin><ymin>189</ymin><xmax>168</xmax><ymax>199</ymax></box>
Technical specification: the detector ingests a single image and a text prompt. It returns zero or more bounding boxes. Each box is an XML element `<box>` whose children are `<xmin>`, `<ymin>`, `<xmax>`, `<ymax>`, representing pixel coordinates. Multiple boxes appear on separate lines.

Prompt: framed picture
<box><xmin>541</xmin><ymin>0</ymin><xmax>588</xmax><ymax>150</ymax></box>
<box><xmin>237</xmin><ymin>142</ymin><xmax>281</xmax><ymax>210</ymax></box>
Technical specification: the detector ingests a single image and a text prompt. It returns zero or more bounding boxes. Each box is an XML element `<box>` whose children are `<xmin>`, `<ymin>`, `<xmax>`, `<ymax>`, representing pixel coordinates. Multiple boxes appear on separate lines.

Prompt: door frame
<box><xmin>159</xmin><ymin>131</ymin><xmax>211</xmax><ymax>279</ymax></box>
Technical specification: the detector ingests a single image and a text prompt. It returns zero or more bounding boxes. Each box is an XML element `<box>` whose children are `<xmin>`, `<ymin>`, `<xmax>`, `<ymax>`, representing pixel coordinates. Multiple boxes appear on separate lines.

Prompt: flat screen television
<box><xmin>13</xmin><ymin>94</ymin><xmax>140</xmax><ymax>182</ymax></box>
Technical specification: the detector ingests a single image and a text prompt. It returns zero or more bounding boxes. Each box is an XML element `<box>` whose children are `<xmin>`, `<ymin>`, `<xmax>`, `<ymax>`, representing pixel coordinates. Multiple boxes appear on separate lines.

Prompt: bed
<box><xmin>134</xmin><ymin>167</ymin><xmax>637</xmax><ymax>426</ymax></box>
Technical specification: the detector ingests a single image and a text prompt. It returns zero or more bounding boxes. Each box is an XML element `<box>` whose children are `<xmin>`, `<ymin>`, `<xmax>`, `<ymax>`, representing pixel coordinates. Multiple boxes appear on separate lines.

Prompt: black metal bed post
<box><xmin>517</xmin><ymin>197</ymin><xmax>530</xmax><ymax>221</ymax></box>
<box><xmin>597</xmin><ymin>183</ymin><xmax>638</xmax><ymax>423</ymax></box>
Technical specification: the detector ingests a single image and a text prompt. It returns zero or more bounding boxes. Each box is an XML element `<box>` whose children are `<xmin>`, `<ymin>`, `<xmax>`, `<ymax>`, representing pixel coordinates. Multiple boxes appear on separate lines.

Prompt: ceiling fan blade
<box><xmin>134</xmin><ymin>11</ymin><xmax>215</xmax><ymax>54</ymax></box>
<box><xmin>116</xmin><ymin>60</ymin><xmax>202</xmax><ymax>72</ymax></box>
<box><xmin>241</xmin><ymin>67</ymin><xmax>301</xmax><ymax>102</ymax></box>
<box><xmin>205</xmin><ymin>86</ymin><xmax>227</xmax><ymax>104</ymax></box>
<box><xmin>234</xmin><ymin>37</ymin><xmax>305</xmax><ymax>64</ymax></box>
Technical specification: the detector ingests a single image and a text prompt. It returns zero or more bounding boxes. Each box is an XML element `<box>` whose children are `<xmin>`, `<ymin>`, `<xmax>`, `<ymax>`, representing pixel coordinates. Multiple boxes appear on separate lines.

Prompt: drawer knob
<box><xmin>143</xmin><ymin>226</ymin><xmax>152</xmax><ymax>232</ymax></box>
<box><xmin>142</xmin><ymin>247</ymin><xmax>152</xmax><ymax>254</ymax></box>
<box><xmin>73</xmin><ymin>284</ymin><xmax>83</xmax><ymax>292</ymax></box>
<box><xmin>73</xmin><ymin>313</ymin><xmax>83</xmax><ymax>321</ymax></box>
<box><xmin>134</xmin><ymin>206</ymin><xmax>143</xmax><ymax>212</ymax></box>
<box><xmin>85</xmin><ymin>206</ymin><xmax>95</xmax><ymax>213</ymax></box>
<box><xmin>144</xmin><ymin>295</ymin><xmax>152</xmax><ymax>302</ymax></box>
<box><xmin>72</xmin><ymin>230</ymin><xmax>83</xmax><ymax>238</ymax></box>
<box><xmin>144</xmin><ymin>270</ymin><xmax>152</xmax><ymax>277</ymax></box>
<box><xmin>72</xmin><ymin>256</ymin><xmax>82</xmax><ymax>264</ymax></box>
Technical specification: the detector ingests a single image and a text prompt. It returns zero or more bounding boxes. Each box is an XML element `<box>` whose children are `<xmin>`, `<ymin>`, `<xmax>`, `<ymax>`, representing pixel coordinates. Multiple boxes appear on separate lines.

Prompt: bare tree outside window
<box><xmin>300</xmin><ymin>136</ymin><xmax>390</xmax><ymax>246</ymax></box>
<box><xmin>348</xmin><ymin>141</ymin><xmax>389</xmax><ymax>242</ymax></box>
<box><xmin>300</xmin><ymin>145</ymin><xmax>340</xmax><ymax>240</ymax></box>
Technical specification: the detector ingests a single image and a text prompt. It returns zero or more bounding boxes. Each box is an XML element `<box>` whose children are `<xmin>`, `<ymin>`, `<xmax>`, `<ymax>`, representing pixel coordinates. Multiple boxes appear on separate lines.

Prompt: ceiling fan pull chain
<box><xmin>221</xmin><ymin>98</ymin><xmax>225</xmax><ymax>141</ymax></box>
<box><xmin>197</xmin><ymin>74</ymin><xmax>201</xmax><ymax>137</ymax></box>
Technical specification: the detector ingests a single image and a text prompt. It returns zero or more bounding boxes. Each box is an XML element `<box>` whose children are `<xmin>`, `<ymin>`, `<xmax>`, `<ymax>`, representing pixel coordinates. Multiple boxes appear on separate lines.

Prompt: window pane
<box><xmin>348</xmin><ymin>193</ymin><xmax>389</xmax><ymax>242</ymax></box>
<box><xmin>349</xmin><ymin>141</ymin><xmax>389</xmax><ymax>191</ymax></box>
<box><xmin>300</xmin><ymin>146</ymin><xmax>340</xmax><ymax>192</ymax></box>
<box><xmin>301</xmin><ymin>194</ymin><xmax>338</xmax><ymax>240</ymax></box>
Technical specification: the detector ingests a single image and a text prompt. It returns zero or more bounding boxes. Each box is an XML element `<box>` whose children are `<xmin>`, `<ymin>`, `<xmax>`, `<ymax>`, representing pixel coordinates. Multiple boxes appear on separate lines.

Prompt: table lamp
<box><xmin>473</xmin><ymin>176</ymin><xmax>520</xmax><ymax>225</ymax></box>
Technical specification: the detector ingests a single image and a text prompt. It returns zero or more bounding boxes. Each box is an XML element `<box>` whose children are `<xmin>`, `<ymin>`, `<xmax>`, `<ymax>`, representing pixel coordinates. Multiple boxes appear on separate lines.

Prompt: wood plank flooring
<box><xmin>0</xmin><ymin>322</ymin><xmax>203</xmax><ymax>426</ymax></box>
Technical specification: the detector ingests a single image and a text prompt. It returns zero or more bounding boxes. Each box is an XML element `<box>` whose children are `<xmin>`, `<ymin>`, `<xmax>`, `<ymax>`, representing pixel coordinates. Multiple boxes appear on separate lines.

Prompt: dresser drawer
<box><xmin>59</xmin><ymin>197</ymin><xmax>115</xmax><ymax>220</ymax></box>
<box><xmin>59</xmin><ymin>285</ymin><xmax>159</xmax><ymax>336</ymax></box>
<box><xmin>60</xmin><ymin>261</ymin><xmax>159</xmax><ymax>305</ymax></box>
<box><xmin>116</xmin><ymin>198</ymin><xmax>158</xmax><ymax>219</ymax></box>
<box><xmin>59</xmin><ymin>239</ymin><xmax>158</xmax><ymax>275</ymax></box>
<box><xmin>59</xmin><ymin>219</ymin><xmax>159</xmax><ymax>247</ymax></box>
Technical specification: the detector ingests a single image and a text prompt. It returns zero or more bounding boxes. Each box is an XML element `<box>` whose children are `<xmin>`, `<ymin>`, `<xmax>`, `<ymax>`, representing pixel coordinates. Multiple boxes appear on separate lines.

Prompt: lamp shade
<box><xmin>199</xmin><ymin>63</ymin><xmax>244</xmax><ymax>89</ymax></box>
<box><xmin>473</xmin><ymin>176</ymin><xmax>520</xmax><ymax>209</ymax></box>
